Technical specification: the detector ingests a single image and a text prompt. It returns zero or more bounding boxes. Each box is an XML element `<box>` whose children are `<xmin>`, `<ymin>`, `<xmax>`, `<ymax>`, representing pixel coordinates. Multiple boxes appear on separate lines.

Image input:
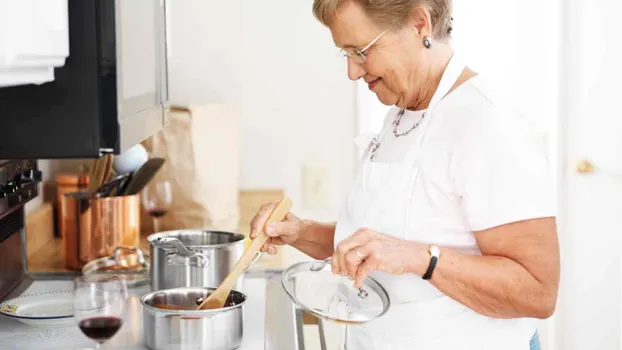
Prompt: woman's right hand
<box><xmin>249</xmin><ymin>201</ymin><xmax>305</xmax><ymax>255</ymax></box>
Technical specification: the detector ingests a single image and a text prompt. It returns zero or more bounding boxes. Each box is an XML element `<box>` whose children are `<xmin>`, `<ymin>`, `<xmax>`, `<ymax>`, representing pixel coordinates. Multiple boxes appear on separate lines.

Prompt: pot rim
<box><xmin>147</xmin><ymin>229</ymin><xmax>246</xmax><ymax>250</ymax></box>
<box><xmin>141</xmin><ymin>287</ymin><xmax>247</xmax><ymax>315</ymax></box>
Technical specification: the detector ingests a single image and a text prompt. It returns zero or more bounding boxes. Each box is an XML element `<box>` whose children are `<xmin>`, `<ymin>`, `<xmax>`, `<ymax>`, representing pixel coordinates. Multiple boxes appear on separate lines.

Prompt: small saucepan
<box><xmin>141</xmin><ymin>286</ymin><xmax>246</xmax><ymax>350</ymax></box>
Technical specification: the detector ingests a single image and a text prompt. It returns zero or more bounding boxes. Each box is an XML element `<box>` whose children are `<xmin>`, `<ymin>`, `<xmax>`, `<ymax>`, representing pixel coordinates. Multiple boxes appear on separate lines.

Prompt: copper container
<box><xmin>55</xmin><ymin>174</ymin><xmax>89</xmax><ymax>237</ymax></box>
<box><xmin>61</xmin><ymin>191</ymin><xmax>141</xmax><ymax>270</ymax></box>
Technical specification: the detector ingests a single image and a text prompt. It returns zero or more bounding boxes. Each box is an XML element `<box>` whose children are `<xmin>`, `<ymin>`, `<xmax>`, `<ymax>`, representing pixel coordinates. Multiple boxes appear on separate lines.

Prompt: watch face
<box><xmin>430</xmin><ymin>245</ymin><xmax>440</xmax><ymax>258</ymax></box>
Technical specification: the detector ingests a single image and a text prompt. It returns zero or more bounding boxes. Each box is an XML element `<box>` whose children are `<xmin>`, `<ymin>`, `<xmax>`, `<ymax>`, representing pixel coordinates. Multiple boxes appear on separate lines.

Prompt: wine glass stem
<box><xmin>153</xmin><ymin>217</ymin><xmax>160</xmax><ymax>233</ymax></box>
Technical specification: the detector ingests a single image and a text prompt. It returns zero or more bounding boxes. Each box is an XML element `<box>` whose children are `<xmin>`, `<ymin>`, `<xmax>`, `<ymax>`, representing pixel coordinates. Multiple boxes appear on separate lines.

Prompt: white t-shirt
<box><xmin>370</xmin><ymin>75</ymin><xmax>555</xmax><ymax>249</ymax></box>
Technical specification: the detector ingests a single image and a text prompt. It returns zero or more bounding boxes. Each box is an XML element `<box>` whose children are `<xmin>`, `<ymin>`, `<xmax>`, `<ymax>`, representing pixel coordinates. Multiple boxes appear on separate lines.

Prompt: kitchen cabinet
<box><xmin>0</xmin><ymin>0</ymin><xmax>169</xmax><ymax>159</ymax></box>
<box><xmin>0</xmin><ymin>0</ymin><xmax>69</xmax><ymax>87</ymax></box>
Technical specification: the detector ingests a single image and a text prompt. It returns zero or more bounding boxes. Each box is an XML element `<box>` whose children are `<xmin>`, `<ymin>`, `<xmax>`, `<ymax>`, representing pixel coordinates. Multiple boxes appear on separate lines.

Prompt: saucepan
<box><xmin>141</xmin><ymin>286</ymin><xmax>246</xmax><ymax>350</ymax></box>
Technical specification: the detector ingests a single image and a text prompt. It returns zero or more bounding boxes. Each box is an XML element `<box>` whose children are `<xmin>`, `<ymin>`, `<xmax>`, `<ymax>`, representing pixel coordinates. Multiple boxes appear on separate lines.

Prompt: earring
<box><xmin>423</xmin><ymin>36</ymin><xmax>432</xmax><ymax>49</ymax></box>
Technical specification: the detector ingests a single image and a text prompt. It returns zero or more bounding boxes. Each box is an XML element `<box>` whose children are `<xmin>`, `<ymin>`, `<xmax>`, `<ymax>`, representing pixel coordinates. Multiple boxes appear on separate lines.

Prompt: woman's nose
<box><xmin>347</xmin><ymin>58</ymin><xmax>365</xmax><ymax>81</ymax></box>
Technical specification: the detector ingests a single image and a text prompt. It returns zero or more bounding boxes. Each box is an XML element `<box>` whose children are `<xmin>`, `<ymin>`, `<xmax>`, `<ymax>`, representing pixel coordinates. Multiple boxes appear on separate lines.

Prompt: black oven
<box><xmin>0</xmin><ymin>160</ymin><xmax>41</xmax><ymax>300</ymax></box>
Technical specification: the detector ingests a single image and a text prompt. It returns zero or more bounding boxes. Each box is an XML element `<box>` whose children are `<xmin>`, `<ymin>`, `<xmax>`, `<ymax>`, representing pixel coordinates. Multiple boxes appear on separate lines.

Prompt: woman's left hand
<box><xmin>332</xmin><ymin>228</ymin><xmax>427</xmax><ymax>288</ymax></box>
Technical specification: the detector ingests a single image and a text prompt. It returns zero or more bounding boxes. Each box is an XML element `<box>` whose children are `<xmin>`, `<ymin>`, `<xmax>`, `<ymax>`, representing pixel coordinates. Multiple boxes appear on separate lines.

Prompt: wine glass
<box><xmin>73</xmin><ymin>275</ymin><xmax>128</xmax><ymax>348</ymax></box>
<box><xmin>142</xmin><ymin>180</ymin><xmax>172</xmax><ymax>233</ymax></box>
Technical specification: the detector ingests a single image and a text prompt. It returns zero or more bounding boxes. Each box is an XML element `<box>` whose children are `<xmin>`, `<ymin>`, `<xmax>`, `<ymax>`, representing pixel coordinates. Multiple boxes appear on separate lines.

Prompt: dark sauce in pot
<box><xmin>151</xmin><ymin>297</ymin><xmax>237</xmax><ymax>310</ymax></box>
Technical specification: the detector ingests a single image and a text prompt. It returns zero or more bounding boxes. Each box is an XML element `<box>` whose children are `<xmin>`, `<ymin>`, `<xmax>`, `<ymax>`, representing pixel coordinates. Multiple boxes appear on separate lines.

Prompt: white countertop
<box><xmin>0</xmin><ymin>278</ymin><xmax>268</xmax><ymax>350</ymax></box>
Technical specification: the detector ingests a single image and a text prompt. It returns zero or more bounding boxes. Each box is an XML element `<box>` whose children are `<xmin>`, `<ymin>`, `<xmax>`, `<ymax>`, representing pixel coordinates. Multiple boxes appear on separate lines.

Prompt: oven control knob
<box><xmin>21</xmin><ymin>169</ymin><xmax>43</xmax><ymax>183</ymax></box>
<box><xmin>0</xmin><ymin>182</ymin><xmax>18</xmax><ymax>194</ymax></box>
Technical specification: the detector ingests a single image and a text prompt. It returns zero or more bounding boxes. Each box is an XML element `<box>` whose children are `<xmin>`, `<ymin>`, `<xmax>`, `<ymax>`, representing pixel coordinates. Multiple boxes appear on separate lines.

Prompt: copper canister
<box><xmin>61</xmin><ymin>191</ymin><xmax>141</xmax><ymax>270</ymax></box>
<box><xmin>55</xmin><ymin>174</ymin><xmax>89</xmax><ymax>237</ymax></box>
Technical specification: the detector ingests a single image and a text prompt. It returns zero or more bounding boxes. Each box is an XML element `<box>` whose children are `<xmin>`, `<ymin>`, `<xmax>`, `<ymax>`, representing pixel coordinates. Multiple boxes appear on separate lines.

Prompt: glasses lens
<box><xmin>356</xmin><ymin>50</ymin><xmax>367</xmax><ymax>63</ymax></box>
<box><xmin>341</xmin><ymin>48</ymin><xmax>365</xmax><ymax>64</ymax></box>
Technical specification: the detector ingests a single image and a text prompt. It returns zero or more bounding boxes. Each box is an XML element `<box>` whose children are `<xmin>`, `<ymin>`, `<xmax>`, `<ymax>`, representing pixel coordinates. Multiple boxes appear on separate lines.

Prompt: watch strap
<box><xmin>422</xmin><ymin>245</ymin><xmax>439</xmax><ymax>280</ymax></box>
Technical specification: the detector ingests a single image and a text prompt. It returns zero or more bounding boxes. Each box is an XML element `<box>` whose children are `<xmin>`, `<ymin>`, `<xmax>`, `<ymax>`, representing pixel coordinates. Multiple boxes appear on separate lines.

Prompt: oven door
<box><xmin>0</xmin><ymin>209</ymin><xmax>26</xmax><ymax>301</ymax></box>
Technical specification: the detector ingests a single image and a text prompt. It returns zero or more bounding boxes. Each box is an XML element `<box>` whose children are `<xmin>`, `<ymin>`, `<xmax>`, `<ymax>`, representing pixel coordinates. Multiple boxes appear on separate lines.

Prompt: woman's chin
<box><xmin>374</xmin><ymin>91</ymin><xmax>398</xmax><ymax>107</ymax></box>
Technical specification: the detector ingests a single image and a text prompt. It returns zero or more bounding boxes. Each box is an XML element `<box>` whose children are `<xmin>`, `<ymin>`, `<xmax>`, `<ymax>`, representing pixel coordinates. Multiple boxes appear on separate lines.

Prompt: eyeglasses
<box><xmin>339</xmin><ymin>30</ymin><xmax>386</xmax><ymax>64</ymax></box>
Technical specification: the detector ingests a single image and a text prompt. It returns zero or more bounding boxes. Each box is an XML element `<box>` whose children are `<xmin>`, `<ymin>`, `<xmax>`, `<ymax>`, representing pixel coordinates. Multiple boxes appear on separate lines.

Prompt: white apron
<box><xmin>333</xmin><ymin>53</ymin><xmax>535</xmax><ymax>350</ymax></box>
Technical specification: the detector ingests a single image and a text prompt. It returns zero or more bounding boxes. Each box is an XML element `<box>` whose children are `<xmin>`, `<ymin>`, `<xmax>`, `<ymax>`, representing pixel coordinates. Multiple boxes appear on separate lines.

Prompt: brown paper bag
<box><xmin>141</xmin><ymin>104</ymin><xmax>240</xmax><ymax>233</ymax></box>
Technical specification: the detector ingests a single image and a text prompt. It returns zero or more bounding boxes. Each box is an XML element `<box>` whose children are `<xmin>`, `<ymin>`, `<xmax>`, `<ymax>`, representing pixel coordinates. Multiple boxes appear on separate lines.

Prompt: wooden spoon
<box><xmin>86</xmin><ymin>158</ymin><xmax>101</xmax><ymax>194</ymax></box>
<box><xmin>87</xmin><ymin>155</ymin><xmax>111</xmax><ymax>195</ymax></box>
<box><xmin>196</xmin><ymin>197</ymin><xmax>293</xmax><ymax>310</ymax></box>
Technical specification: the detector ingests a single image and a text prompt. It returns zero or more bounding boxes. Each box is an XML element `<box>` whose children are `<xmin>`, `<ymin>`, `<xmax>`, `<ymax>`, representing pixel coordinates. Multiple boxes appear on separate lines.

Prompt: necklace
<box><xmin>393</xmin><ymin>108</ymin><xmax>425</xmax><ymax>137</ymax></box>
<box><xmin>369</xmin><ymin>108</ymin><xmax>425</xmax><ymax>159</ymax></box>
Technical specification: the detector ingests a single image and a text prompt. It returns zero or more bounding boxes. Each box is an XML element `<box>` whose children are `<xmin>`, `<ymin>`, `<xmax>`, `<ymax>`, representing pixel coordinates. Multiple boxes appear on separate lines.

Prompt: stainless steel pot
<box><xmin>148</xmin><ymin>230</ymin><xmax>246</xmax><ymax>291</ymax></box>
<box><xmin>141</xmin><ymin>287</ymin><xmax>246</xmax><ymax>350</ymax></box>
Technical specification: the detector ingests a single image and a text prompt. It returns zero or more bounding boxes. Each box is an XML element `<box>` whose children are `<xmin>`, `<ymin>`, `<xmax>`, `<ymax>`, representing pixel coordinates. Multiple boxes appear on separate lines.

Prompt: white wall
<box><xmin>167</xmin><ymin>0</ymin><xmax>357</xmax><ymax>226</ymax></box>
<box><xmin>452</xmin><ymin>0</ymin><xmax>560</xmax><ymax>166</ymax></box>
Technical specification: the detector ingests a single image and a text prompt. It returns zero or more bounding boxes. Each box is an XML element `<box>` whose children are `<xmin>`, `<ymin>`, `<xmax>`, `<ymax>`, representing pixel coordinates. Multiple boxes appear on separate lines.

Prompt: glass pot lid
<box><xmin>281</xmin><ymin>258</ymin><xmax>390</xmax><ymax>325</ymax></box>
<box><xmin>82</xmin><ymin>246</ymin><xmax>150</xmax><ymax>287</ymax></box>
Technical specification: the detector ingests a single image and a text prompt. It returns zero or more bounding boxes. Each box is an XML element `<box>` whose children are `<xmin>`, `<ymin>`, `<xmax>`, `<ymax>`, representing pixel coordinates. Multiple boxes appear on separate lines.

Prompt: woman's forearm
<box><xmin>408</xmin><ymin>245</ymin><xmax>558</xmax><ymax>319</ymax></box>
<box><xmin>290</xmin><ymin>220</ymin><xmax>336</xmax><ymax>260</ymax></box>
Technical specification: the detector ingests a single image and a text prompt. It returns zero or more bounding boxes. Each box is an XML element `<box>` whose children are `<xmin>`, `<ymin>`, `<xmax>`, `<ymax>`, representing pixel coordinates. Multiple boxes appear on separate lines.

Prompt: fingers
<box><xmin>258</xmin><ymin>235</ymin><xmax>287</xmax><ymax>254</ymax></box>
<box><xmin>330</xmin><ymin>253</ymin><xmax>340</xmax><ymax>276</ymax></box>
<box><xmin>342</xmin><ymin>228</ymin><xmax>374</xmax><ymax>251</ymax></box>
<box><xmin>259</xmin><ymin>236</ymin><xmax>286</xmax><ymax>254</ymax></box>
<box><xmin>333</xmin><ymin>245</ymin><xmax>347</xmax><ymax>277</ymax></box>
<box><xmin>250</xmin><ymin>202</ymin><xmax>300</xmax><ymax>246</ymax></box>
<box><xmin>265</xmin><ymin>221</ymin><xmax>297</xmax><ymax>238</ymax></box>
<box><xmin>344</xmin><ymin>246</ymin><xmax>368</xmax><ymax>279</ymax></box>
<box><xmin>285</xmin><ymin>212</ymin><xmax>299</xmax><ymax>221</ymax></box>
<box><xmin>249</xmin><ymin>201</ymin><xmax>297</xmax><ymax>258</ymax></box>
<box><xmin>259</xmin><ymin>241</ymin><xmax>273</xmax><ymax>253</ymax></box>
<box><xmin>249</xmin><ymin>201</ymin><xmax>277</xmax><ymax>239</ymax></box>
<box><xmin>333</xmin><ymin>228</ymin><xmax>374</xmax><ymax>277</ymax></box>
<box><xmin>266</xmin><ymin>245</ymin><xmax>278</xmax><ymax>255</ymax></box>
<box><xmin>354</xmin><ymin>258</ymin><xmax>374</xmax><ymax>289</ymax></box>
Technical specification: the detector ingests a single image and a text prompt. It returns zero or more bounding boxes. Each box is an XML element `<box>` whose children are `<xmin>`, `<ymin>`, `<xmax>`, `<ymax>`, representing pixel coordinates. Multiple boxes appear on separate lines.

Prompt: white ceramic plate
<box><xmin>0</xmin><ymin>291</ymin><xmax>75</xmax><ymax>327</ymax></box>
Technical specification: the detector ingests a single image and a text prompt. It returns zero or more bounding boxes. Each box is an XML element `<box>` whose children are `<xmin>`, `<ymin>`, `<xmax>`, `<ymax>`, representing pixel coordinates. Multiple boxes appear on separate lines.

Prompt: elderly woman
<box><xmin>250</xmin><ymin>1</ymin><xmax>560</xmax><ymax>349</ymax></box>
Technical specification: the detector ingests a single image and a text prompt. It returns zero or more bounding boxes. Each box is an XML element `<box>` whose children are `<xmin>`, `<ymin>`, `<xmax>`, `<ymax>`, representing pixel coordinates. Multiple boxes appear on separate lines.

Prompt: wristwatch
<box><xmin>422</xmin><ymin>244</ymin><xmax>440</xmax><ymax>280</ymax></box>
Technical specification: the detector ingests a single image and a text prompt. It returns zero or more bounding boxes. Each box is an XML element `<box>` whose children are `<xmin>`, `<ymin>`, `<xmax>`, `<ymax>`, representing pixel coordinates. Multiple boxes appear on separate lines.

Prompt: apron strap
<box><xmin>401</xmin><ymin>52</ymin><xmax>466</xmax><ymax>166</ymax></box>
<box><xmin>401</xmin><ymin>52</ymin><xmax>466</xmax><ymax>236</ymax></box>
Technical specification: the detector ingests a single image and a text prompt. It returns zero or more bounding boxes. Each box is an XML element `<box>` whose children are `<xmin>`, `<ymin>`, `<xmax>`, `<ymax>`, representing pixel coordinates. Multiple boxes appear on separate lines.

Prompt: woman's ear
<box><xmin>407</xmin><ymin>4</ymin><xmax>433</xmax><ymax>37</ymax></box>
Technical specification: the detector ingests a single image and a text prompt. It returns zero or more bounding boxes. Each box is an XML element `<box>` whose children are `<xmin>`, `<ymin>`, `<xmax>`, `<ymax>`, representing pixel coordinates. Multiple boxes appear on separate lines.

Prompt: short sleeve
<box><xmin>452</xmin><ymin>111</ymin><xmax>556</xmax><ymax>231</ymax></box>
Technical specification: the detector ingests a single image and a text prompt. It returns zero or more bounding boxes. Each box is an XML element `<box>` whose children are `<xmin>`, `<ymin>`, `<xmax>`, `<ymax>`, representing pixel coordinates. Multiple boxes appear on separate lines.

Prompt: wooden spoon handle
<box><xmin>196</xmin><ymin>197</ymin><xmax>293</xmax><ymax>310</ymax></box>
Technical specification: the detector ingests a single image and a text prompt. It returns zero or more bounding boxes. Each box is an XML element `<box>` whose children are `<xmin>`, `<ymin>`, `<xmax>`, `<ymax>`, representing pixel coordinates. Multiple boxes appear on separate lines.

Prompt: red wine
<box><xmin>79</xmin><ymin>316</ymin><xmax>122</xmax><ymax>343</ymax></box>
<box><xmin>148</xmin><ymin>209</ymin><xmax>167</xmax><ymax>218</ymax></box>
<box><xmin>148</xmin><ymin>209</ymin><xmax>166</xmax><ymax>218</ymax></box>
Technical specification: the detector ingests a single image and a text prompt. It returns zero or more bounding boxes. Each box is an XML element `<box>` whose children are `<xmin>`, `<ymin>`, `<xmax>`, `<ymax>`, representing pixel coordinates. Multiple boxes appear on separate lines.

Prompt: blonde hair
<box><xmin>312</xmin><ymin>0</ymin><xmax>453</xmax><ymax>40</ymax></box>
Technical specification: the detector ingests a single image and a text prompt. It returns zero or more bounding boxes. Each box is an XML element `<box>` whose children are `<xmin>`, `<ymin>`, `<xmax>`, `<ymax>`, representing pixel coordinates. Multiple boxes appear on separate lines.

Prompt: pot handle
<box><xmin>165</xmin><ymin>251</ymin><xmax>259</xmax><ymax>269</ymax></box>
<box><xmin>166</xmin><ymin>252</ymin><xmax>209</xmax><ymax>267</ymax></box>
<box><xmin>154</xmin><ymin>237</ymin><xmax>194</xmax><ymax>256</ymax></box>
<box><xmin>189</xmin><ymin>253</ymin><xmax>209</xmax><ymax>267</ymax></box>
